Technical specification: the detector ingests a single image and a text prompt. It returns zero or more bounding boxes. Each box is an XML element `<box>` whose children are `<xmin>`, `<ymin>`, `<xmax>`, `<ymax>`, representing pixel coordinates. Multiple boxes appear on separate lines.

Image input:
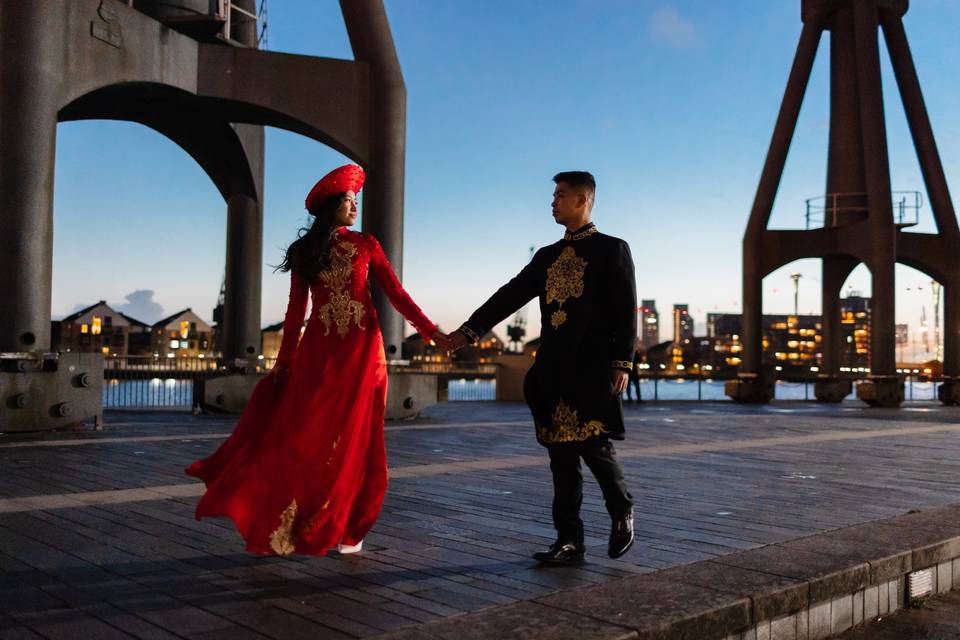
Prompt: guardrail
<box><xmin>100</xmin><ymin>356</ymin><xmax>946</xmax><ymax>409</ymax></box>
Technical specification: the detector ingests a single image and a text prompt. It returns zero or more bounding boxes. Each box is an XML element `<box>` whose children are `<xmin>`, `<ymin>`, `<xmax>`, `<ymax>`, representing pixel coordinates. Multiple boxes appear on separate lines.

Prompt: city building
<box><xmin>52</xmin><ymin>301</ymin><xmax>132</xmax><ymax>356</ymax></box>
<box><xmin>260</xmin><ymin>321</ymin><xmax>285</xmax><ymax>362</ymax></box>
<box><xmin>708</xmin><ymin>313</ymin><xmax>823</xmax><ymax>374</ymax></box>
<box><xmin>120</xmin><ymin>312</ymin><xmax>153</xmax><ymax>356</ymax></box>
<box><xmin>840</xmin><ymin>293</ymin><xmax>871</xmax><ymax>370</ymax></box>
<box><xmin>152</xmin><ymin>309</ymin><xmax>213</xmax><ymax>358</ymax></box>
<box><xmin>673</xmin><ymin>304</ymin><xmax>694</xmax><ymax>344</ymax></box>
<box><xmin>640</xmin><ymin>299</ymin><xmax>659</xmax><ymax>349</ymax></box>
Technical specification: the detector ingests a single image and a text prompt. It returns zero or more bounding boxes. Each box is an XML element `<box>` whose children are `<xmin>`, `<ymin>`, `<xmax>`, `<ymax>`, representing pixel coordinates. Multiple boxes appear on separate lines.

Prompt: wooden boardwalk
<box><xmin>2</xmin><ymin>401</ymin><xmax>960</xmax><ymax>639</ymax></box>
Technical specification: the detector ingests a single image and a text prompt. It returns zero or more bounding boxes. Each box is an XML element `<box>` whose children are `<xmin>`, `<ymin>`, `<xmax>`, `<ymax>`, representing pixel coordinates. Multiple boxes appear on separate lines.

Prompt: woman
<box><xmin>186</xmin><ymin>164</ymin><xmax>448</xmax><ymax>556</ymax></box>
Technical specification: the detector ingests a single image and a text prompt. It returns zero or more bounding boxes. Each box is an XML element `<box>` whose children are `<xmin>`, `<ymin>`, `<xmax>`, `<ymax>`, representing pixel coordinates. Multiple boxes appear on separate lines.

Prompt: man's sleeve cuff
<box><xmin>458</xmin><ymin>324</ymin><xmax>481</xmax><ymax>345</ymax></box>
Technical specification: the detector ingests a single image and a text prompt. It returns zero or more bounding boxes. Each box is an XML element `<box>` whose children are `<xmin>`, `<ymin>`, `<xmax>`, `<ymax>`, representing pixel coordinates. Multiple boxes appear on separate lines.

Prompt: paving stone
<box><xmin>770</xmin><ymin>614</ymin><xmax>796</xmax><ymax>640</ymax></box>
<box><xmin>777</xmin><ymin>531</ymin><xmax>908</xmax><ymax>586</ymax></box>
<box><xmin>714</xmin><ymin>543</ymin><xmax>868</xmax><ymax>605</ymax></box>
<box><xmin>878</xmin><ymin>581</ymin><xmax>890</xmax><ymax>616</ymax></box>
<box><xmin>851</xmin><ymin>589</ymin><xmax>863</xmax><ymax>626</ymax></box>
<box><xmin>664</xmin><ymin>559</ymin><xmax>807</xmax><ymax>621</ymax></box>
<box><xmin>863</xmin><ymin>585</ymin><xmax>879</xmax><ymax>620</ymax></box>
<box><xmin>376</xmin><ymin>600</ymin><xmax>637</xmax><ymax>640</ymax></box>
<box><xmin>3</xmin><ymin>404</ymin><xmax>960</xmax><ymax>640</ymax></box>
<box><xmin>835</xmin><ymin>589</ymin><xmax>960</xmax><ymax>638</ymax></box>
<box><xmin>888</xmin><ymin>578</ymin><xmax>902</xmax><ymax>613</ymax></box>
<box><xmin>937</xmin><ymin>561</ymin><xmax>952</xmax><ymax>594</ymax></box>
<box><xmin>795</xmin><ymin>608</ymin><xmax>808</xmax><ymax>640</ymax></box>
<box><xmin>807</xmin><ymin>601</ymin><xmax>831</xmax><ymax>640</ymax></box>
<box><xmin>537</xmin><ymin>575</ymin><xmax>750</xmax><ymax>640</ymax></box>
<box><xmin>830</xmin><ymin>594</ymin><xmax>853</xmax><ymax>634</ymax></box>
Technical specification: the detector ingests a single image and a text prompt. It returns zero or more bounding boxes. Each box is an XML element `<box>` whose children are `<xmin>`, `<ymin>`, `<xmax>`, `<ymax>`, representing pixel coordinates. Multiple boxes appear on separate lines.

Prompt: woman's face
<box><xmin>332</xmin><ymin>191</ymin><xmax>359</xmax><ymax>227</ymax></box>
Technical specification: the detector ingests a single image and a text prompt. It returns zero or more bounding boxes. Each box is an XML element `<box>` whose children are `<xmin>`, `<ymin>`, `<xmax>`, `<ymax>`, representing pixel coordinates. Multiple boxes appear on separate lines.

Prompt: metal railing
<box><xmin>805</xmin><ymin>191</ymin><xmax>921</xmax><ymax>229</ymax></box>
<box><xmin>101</xmin><ymin>356</ymin><xmax>947</xmax><ymax>409</ymax></box>
<box><xmin>102</xmin><ymin>356</ymin><xmax>498</xmax><ymax>409</ymax></box>
<box><xmin>104</xmin><ymin>355</ymin><xmax>225</xmax><ymax>409</ymax></box>
<box><xmin>630</xmin><ymin>371</ymin><xmax>944</xmax><ymax>402</ymax></box>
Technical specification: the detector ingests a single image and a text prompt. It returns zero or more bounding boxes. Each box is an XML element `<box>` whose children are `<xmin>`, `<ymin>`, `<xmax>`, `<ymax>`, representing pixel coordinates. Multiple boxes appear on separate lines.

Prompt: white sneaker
<box><xmin>337</xmin><ymin>540</ymin><xmax>363</xmax><ymax>554</ymax></box>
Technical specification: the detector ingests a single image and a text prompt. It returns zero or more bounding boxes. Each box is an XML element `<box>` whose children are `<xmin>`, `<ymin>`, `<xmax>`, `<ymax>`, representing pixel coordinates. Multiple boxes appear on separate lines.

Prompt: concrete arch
<box><xmin>59</xmin><ymin>82</ymin><xmax>259</xmax><ymax>202</ymax></box>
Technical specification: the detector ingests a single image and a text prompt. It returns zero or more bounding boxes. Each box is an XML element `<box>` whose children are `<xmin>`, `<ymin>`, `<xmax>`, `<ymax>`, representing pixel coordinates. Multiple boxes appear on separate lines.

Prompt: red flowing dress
<box><xmin>186</xmin><ymin>228</ymin><xmax>437</xmax><ymax>556</ymax></box>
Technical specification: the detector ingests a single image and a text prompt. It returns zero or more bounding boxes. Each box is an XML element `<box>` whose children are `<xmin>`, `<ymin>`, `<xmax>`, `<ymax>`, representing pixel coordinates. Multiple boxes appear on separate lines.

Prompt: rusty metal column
<box><xmin>742</xmin><ymin>21</ymin><xmax>823</xmax><ymax>371</ymax></box>
<box><xmin>731</xmin><ymin>18</ymin><xmax>822</xmax><ymax>403</ymax></box>
<box><xmin>820</xmin><ymin>258</ymin><xmax>857</xmax><ymax>375</ymax></box>
<box><xmin>853</xmin><ymin>0</ymin><xmax>896</xmax><ymax>378</ymax></box>
<box><xmin>816</xmin><ymin>257</ymin><xmax>858</xmax><ymax>401</ymax></box>
<box><xmin>881</xmin><ymin>16</ymin><xmax>960</xmax><ymax>240</ymax></box>
<box><xmin>0</xmin><ymin>3</ymin><xmax>63</xmax><ymax>352</ymax></box>
<box><xmin>342</xmin><ymin>0</ymin><xmax>407</xmax><ymax>359</ymax></box>
<box><xmin>945</xmin><ymin>281</ymin><xmax>960</xmax><ymax>379</ymax></box>
<box><xmin>221</xmin><ymin>0</ymin><xmax>265</xmax><ymax>364</ymax></box>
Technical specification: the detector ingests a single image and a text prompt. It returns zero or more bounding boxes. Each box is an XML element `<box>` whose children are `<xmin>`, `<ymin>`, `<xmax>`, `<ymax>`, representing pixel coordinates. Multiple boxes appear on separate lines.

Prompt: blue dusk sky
<box><xmin>52</xmin><ymin>1</ymin><xmax>960</xmax><ymax>349</ymax></box>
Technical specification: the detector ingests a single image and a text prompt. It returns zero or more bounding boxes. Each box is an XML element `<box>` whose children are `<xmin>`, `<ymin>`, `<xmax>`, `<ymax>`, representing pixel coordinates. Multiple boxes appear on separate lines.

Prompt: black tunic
<box><xmin>460</xmin><ymin>223</ymin><xmax>637</xmax><ymax>447</ymax></box>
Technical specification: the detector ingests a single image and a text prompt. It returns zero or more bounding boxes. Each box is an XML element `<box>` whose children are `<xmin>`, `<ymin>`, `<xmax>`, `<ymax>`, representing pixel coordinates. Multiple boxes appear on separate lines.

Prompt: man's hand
<box><xmin>611</xmin><ymin>368</ymin><xmax>629</xmax><ymax>395</ymax></box>
<box><xmin>431</xmin><ymin>331</ymin><xmax>454</xmax><ymax>351</ymax></box>
<box><xmin>447</xmin><ymin>330</ymin><xmax>470</xmax><ymax>353</ymax></box>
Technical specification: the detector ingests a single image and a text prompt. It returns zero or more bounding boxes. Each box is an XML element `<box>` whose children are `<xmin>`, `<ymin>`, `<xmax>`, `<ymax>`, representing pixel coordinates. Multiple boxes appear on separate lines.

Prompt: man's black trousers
<box><xmin>547</xmin><ymin>438</ymin><xmax>633</xmax><ymax>544</ymax></box>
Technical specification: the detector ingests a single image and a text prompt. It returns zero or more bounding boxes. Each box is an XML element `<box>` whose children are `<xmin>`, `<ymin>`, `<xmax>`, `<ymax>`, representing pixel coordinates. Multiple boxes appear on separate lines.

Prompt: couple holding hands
<box><xmin>187</xmin><ymin>164</ymin><xmax>637</xmax><ymax>564</ymax></box>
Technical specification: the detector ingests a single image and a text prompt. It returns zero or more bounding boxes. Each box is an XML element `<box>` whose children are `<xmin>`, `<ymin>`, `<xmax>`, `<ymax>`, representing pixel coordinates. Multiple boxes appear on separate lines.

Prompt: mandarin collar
<box><xmin>335</xmin><ymin>226</ymin><xmax>350</xmax><ymax>236</ymax></box>
<box><xmin>563</xmin><ymin>222</ymin><xmax>598</xmax><ymax>242</ymax></box>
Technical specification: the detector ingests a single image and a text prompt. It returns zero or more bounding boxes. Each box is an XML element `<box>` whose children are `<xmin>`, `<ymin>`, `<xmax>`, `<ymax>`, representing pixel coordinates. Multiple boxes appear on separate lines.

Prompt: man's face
<box><xmin>551</xmin><ymin>182</ymin><xmax>585</xmax><ymax>225</ymax></box>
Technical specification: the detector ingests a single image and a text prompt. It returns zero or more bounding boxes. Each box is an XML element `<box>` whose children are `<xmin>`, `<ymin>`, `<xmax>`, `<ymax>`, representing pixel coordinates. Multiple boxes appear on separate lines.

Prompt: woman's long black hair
<box><xmin>275</xmin><ymin>193</ymin><xmax>346</xmax><ymax>282</ymax></box>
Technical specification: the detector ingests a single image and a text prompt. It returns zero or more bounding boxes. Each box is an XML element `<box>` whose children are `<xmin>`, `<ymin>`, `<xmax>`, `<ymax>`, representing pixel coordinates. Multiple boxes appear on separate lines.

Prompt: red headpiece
<box><xmin>304</xmin><ymin>164</ymin><xmax>365</xmax><ymax>213</ymax></box>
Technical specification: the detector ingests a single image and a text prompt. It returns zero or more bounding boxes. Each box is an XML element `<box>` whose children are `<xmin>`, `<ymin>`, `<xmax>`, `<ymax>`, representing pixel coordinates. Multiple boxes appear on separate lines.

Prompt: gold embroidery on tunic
<box><xmin>317</xmin><ymin>242</ymin><xmax>366</xmax><ymax>338</ymax></box>
<box><xmin>537</xmin><ymin>399</ymin><xmax>607</xmax><ymax>444</ymax></box>
<box><xmin>269</xmin><ymin>500</ymin><xmax>298</xmax><ymax>556</ymax></box>
<box><xmin>563</xmin><ymin>225</ymin><xmax>599</xmax><ymax>241</ymax></box>
<box><xmin>545</xmin><ymin>247</ymin><xmax>587</xmax><ymax>328</ymax></box>
<box><xmin>612</xmin><ymin>360</ymin><xmax>633</xmax><ymax>370</ymax></box>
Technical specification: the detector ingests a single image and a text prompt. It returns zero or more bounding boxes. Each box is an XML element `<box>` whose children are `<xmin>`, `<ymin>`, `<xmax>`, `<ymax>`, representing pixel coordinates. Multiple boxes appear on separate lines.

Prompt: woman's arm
<box><xmin>368</xmin><ymin>236</ymin><xmax>439</xmax><ymax>339</ymax></box>
<box><xmin>274</xmin><ymin>271</ymin><xmax>310</xmax><ymax>368</ymax></box>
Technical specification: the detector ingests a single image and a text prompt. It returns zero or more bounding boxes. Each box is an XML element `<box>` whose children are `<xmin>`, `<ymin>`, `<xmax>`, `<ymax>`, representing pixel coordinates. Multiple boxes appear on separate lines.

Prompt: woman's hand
<box><xmin>430</xmin><ymin>331</ymin><xmax>455</xmax><ymax>352</ymax></box>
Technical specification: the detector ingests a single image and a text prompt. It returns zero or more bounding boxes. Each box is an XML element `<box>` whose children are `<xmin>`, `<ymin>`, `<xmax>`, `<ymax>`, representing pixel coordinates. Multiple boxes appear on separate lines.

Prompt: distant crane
<box><xmin>506</xmin><ymin>246</ymin><xmax>535</xmax><ymax>353</ymax></box>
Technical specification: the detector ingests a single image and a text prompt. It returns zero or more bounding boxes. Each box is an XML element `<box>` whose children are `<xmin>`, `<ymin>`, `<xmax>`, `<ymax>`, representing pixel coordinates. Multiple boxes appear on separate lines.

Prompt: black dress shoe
<box><xmin>608</xmin><ymin>512</ymin><xmax>634</xmax><ymax>558</ymax></box>
<box><xmin>532</xmin><ymin>541</ymin><xmax>585</xmax><ymax>564</ymax></box>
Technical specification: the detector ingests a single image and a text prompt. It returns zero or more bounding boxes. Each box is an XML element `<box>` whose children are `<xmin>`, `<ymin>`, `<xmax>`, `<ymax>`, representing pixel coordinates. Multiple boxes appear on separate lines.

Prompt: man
<box><xmin>449</xmin><ymin>171</ymin><xmax>637</xmax><ymax>563</ymax></box>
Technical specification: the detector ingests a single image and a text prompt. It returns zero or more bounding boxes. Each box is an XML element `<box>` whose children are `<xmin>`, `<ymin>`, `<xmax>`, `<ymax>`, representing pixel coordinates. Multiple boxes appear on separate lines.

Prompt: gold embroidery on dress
<box><xmin>269</xmin><ymin>500</ymin><xmax>298</xmax><ymax>556</ymax></box>
<box><xmin>612</xmin><ymin>360</ymin><xmax>633</xmax><ymax>370</ymax></box>
<box><xmin>545</xmin><ymin>246</ymin><xmax>587</xmax><ymax>328</ymax></box>
<box><xmin>317</xmin><ymin>242</ymin><xmax>366</xmax><ymax>338</ymax></box>
<box><xmin>537</xmin><ymin>399</ymin><xmax>607</xmax><ymax>444</ymax></box>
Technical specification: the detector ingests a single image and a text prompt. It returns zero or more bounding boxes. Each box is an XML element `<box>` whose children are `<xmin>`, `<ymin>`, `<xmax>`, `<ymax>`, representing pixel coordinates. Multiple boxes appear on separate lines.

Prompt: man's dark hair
<box><xmin>553</xmin><ymin>171</ymin><xmax>596</xmax><ymax>195</ymax></box>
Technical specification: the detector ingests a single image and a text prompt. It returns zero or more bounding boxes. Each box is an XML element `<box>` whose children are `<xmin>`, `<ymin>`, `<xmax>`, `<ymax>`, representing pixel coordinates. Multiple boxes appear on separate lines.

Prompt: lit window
<box><xmin>169</xmin><ymin>339</ymin><xmax>179</xmax><ymax>349</ymax></box>
<box><xmin>180</xmin><ymin>321</ymin><xmax>190</xmax><ymax>339</ymax></box>
<box><xmin>101</xmin><ymin>346</ymin><xmax>109</xmax><ymax>354</ymax></box>
<box><xmin>80</xmin><ymin>323</ymin><xmax>89</xmax><ymax>334</ymax></box>
<box><xmin>92</xmin><ymin>316</ymin><xmax>102</xmax><ymax>335</ymax></box>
